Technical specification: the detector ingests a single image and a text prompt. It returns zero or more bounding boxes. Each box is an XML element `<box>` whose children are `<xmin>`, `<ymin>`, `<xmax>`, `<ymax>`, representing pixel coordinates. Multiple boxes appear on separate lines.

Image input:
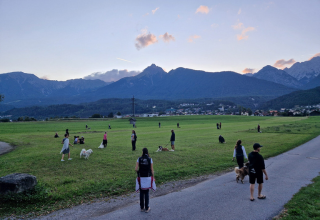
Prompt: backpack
<box><xmin>134</xmin><ymin>134</ymin><xmax>137</xmax><ymax>140</ymax></box>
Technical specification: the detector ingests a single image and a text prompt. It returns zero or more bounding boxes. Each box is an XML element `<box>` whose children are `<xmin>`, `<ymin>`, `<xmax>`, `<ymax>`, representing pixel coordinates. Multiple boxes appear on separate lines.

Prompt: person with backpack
<box><xmin>131</xmin><ymin>130</ymin><xmax>137</xmax><ymax>151</ymax></box>
<box><xmin>232</xmin><ymin>140</ymin><xmax>248</xmax><ymax>168</ymax></box>
<box><xmin>135</xmin><ymin>148</ymin><xmax>155</xmax><ymax>213</ymax></box>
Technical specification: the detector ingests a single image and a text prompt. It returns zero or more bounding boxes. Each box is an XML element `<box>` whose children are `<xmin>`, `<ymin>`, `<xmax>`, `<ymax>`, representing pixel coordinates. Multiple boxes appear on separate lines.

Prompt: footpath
<box><xmin>39</xmin><ymin>136</ymin><xmax>320</xmax><ymax>220</ymax></box>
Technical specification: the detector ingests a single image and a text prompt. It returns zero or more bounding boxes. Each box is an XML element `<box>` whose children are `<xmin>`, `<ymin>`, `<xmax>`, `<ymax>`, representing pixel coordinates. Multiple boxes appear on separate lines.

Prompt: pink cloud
<box><xmin>237</xmin><ymin>27</ymin><xmax>255</xmax><ymax>40</ymax></box>
<box><xmin>196</xmin><ymin>5</ymin><xmax>210</xmax><ymax>14</ymax></box>
<box><xmin>242</xmin><ymin>68</ymin><xmax>255</xmax><ymax>74</ymax></box>
<box><xmin>152</xmin><ymin>7</ymin><xmax>159</xmax><ymax>14</ymax></box>
<box><xmin>232</xmin><ymin>20</ymin><xmax>244</xmax><ymax>30</ymax></box>
<box><xmin>188</xmin><ymin>35</ymin><xmax>201</xmax><ymax>43</ymax></box>
<box><xmin>238</xmin><ymin>8</ymin><xmax>241</xmax><ymax>15</ymax></box>
<box><xmin>273</xmin><ymin>59</ymin><xmax>296</xmax><ymax>69</ymax></box>
<box><xmin>40</xmin><ymin>75</ymin><xmax>50</xmax><ymax>80</ymax></box>
<box><xmin>309</xmin><ymin>53</ymin><xmax>320</xmax><ymax>60</ymax></box>
<box><xmin>135</xmin><ymin>30</ymin><xmax>158</xmax><ymax>50</ymax></box>
<box><xmin>159</xmin><ymin>32</ymin><xmax>175</xmax><ymax>43</ymax></box>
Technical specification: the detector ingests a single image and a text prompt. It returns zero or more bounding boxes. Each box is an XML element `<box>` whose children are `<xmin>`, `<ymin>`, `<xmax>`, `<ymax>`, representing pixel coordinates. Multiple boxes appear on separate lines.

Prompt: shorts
<box><xmin>249</xmin><ymin>172</ymin><xmax>263</xmax><ymax>184</ymax></box>
<box><xmin>103</xmin><ymin>139</ymin><xmax>108</xmax><ymax>145</ymax></box>
<box><xmin>171</xmin><ymin>141</ymin><xmax>175</xmax><ymax>145</ymax></box>
<box><xmin>62</xmin><ymin>148</ymin><xmax>70</xmax><ymax>154</ymax></box>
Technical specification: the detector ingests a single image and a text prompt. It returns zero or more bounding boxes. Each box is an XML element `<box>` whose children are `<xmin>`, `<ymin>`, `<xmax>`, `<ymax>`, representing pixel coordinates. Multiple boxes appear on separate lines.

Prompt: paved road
<box><xmin>93</xmin><ymin>135</ymin><xmax>320</xmax><ymax>220</ymax></box>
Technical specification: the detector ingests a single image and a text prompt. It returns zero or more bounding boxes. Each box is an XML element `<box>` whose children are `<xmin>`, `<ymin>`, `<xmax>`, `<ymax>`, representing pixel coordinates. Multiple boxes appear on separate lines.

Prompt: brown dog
<box><xmin>234</xmin><ymin>162</ymin><xmax>250</xmax><ymax>183</ymax></box>
<box><xmin>156</xmin><ymin>146</ymin><xmax>170</xmax><ymax>152</ymax></box>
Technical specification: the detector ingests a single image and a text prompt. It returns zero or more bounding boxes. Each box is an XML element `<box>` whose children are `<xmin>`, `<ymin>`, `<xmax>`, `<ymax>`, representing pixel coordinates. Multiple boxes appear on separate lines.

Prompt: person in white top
<box><xmin>232</xmin><ymin>140</ymin><xmax>248</xmax><ymax>168</ymax></box>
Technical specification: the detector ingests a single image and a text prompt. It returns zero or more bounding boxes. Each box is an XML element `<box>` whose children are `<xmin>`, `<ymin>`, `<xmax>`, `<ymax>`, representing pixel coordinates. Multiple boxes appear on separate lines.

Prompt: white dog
<box><xmin>80</xmin><ymin>149</ymin><xmax>93</xmax><ymax>159</ymax></box>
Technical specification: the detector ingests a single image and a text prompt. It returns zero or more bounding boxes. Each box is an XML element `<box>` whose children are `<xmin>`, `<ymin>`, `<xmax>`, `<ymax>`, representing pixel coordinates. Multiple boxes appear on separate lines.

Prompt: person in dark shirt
<box><xmin>170</xmin><ymin>129</ymin><xmax>175</xmax><ymax>151</ymax></box>
<box><xmin>216</xmin><ymin>123</ymin><xmax>219</xmax><ymax>129</ymax></box>
<box><xmin>257</xmin><ymin>124</ymin><xmax>261</xmax><ymax>133</ymax></box>
<box><xmin>159</xmin><ymin>122</ymin><xmax>161</xmax><ymax>128</ymax></box>
<box><xmin>219</xmin><ymin>122</ymin><xmax>221</xmax><ymax>129</ymax></box>
<box><xmin>248</xmin><ymin>143</ymin><xmax>268</xmax><ymax>201</ymax></box>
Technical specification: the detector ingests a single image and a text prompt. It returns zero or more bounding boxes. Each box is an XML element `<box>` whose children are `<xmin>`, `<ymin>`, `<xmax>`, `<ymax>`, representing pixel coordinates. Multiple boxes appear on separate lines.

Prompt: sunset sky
<box><xmin>0</xmin><ymin>0</ymin><xmax>319</xmax><ymax>81</ymax></box>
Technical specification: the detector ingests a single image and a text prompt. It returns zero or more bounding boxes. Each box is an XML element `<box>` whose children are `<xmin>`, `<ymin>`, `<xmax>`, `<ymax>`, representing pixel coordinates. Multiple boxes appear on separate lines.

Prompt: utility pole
<box><xmin>132</xmin><ymin>95</ymin><xmax>135</xmax><ymax>117</ymax></box>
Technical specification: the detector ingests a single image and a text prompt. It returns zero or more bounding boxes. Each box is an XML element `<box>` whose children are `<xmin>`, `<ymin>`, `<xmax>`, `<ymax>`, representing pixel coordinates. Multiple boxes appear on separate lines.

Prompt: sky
<box><xmin>0</xmin><ymin>0</ymin><xmax>319</xmax><ymax>81</ymax></box>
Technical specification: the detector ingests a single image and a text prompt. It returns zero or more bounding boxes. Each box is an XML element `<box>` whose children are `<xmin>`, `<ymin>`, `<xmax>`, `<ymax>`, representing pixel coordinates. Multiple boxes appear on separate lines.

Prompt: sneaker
<box><xmin>61</xmin><ymin>159</ymin><xmax>65</xmax><ymax>161</ymax></box>
<box><xmin>141</xmin><ymin>209</ymin><xmax>144</xmax><ymax>212</ymax></box>
<box><xmin>145</xmin><ymin>207</ymin><xmax>150</xmax><ymax>213</ymax></box>
<box><xmin>68</xmin><ymin>158</ymin><xmax>72</xmax><ymax>160</ymax></box>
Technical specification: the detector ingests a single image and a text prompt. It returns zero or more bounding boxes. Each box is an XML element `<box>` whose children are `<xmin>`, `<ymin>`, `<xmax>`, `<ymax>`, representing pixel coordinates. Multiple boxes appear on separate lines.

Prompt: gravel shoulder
<box><xmin>0</xmin><ymin>141</ymin><xmax>14</xmax><ymax>156</ymax></box>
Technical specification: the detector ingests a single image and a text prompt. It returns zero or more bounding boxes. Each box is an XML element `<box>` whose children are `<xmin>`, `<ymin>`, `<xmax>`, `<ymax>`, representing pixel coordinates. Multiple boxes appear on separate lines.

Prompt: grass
<box><xmin>0</xmin><ymin>115</ymin><xmax>320</xmax><ymax>218</ymax></box>
<box><xmin>278</xmin><ymin>175</ymin><xmax>320</xmax><ymax>219</ymax></box>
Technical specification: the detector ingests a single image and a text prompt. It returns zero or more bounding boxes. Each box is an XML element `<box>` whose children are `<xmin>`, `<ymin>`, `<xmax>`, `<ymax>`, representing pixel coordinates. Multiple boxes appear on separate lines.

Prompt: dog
<box><xmin>234</xmin><ymin>162</ymin><xmax>250</xmax><ymax>183</ymax></box>
<box><xmin>156</xmin><ymin>146</ymin><xmax>170</xmax><ymax>152</ymax></box>
<box><xmin>80</xmin><ymin>149</ymin><xmax>93</xmax><ymax>159</ymax></box>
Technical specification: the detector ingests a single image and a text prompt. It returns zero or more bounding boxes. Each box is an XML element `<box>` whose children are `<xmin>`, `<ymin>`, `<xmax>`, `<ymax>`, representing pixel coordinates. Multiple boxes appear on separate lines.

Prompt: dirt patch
<box><xmin>36</xmin><ymin>169</ymin><xmax>234</xmax><ymax>220</ymax></box>
<box><xmin>0</xmin><ymin>141</ymin><xmax>15</xmax><ymax>156</ymax></box>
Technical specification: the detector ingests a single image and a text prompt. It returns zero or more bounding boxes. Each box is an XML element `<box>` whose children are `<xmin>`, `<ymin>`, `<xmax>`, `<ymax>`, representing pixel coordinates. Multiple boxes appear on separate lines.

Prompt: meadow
<box><xmin>0</xmin><ymin>115</ymin><xmax>320</xmax><ymax>217</ymax></box>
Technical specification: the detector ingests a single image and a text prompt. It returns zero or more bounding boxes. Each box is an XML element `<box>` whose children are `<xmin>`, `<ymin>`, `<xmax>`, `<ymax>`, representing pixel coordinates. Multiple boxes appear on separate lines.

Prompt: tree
<box><xmin>116</xmin><ymin>112</ymin><xmax>121</xmax><ymax>116</ymax></box>
<box><xmin>247</xmin><ymin>108</ymin><xmax>252</xmax><ymax>116</ymax></box>
<box><xmin>108</xmin><ymin>112</ymin><xmax>114</xmax><ymax>118</ymax></box>
<box><xmin>91</xmin><ymin>114</ymin><xmax>101</xmax><ymax>118</ymax></box>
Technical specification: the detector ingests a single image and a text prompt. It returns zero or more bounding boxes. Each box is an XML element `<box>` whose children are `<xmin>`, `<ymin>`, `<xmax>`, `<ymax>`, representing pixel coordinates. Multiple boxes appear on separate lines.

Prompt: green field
<box><xmin>0</xmin><ymin>115</ymin><xmax>320</xmax><ymax>217</ymax></box>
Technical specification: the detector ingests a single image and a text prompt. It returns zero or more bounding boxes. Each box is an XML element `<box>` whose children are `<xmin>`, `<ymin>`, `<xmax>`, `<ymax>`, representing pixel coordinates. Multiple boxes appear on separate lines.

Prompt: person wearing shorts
<box><xmin>103</xmin><ymin>132</ymin><xmax>107</xmax><ymax>148</ymax></box>
<box><xmin>248</xmin><ymin>143</ymin><xmax>268</xmax><ymax>201</ymax></box>
<box><xmin>170</xmin><ymin>130</ymin><xmax>175</xmax><ymax>151</ymax></box>
<box><xmin>60</xmin><ymin>133</ymin><xmax>73</xmax><ymax>161</ymax></box>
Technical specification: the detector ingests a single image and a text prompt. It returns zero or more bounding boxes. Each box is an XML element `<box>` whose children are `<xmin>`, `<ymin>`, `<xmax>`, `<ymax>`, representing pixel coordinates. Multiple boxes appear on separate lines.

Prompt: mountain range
<box><xmin>249</xmin><ymin>56</ymin><xmax>320</xmax><ymax>89</ymax></box>
<box><xmin>1</xmin><ymin>56</ymin><xmax>320</xmax><ymax>112</ymax></box>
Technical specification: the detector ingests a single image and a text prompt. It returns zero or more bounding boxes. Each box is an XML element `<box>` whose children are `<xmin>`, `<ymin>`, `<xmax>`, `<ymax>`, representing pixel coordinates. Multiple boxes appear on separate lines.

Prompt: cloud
<box><xmin>177</xmin><ymin>14</ymin><xmax>180</xmax><ymax>19</ymax></box>
<box><xmin>211</xmin><ymin>23</ymin><xmax>219</xmax><ymax>28</ymax></box>
<box><xmin>116</xmin><ymin>58</ymin><xmax>133</xmax><ymax>63</ymax></box>
<box><xmin>196</xmin><ymin>5</ymin><xmax>210</xmax><ymax>14</ymax></box>
<box><xmin>143</xmin><ymin>12</ymin><xmax>149</xmax><ymax>17</ymax></box>
<box><xmin>242</xmin><ymin>68</ymin><xmax>255</xmax><ymax>74</ymax></box>
<box><xmin>135</xmin><ymin>30</ymin><xmax>158</xmax><ymax>50</ymax></box>
<box><xmin>232</xmin><ymin>20</ymin><xmax>244</xmax><ymax>30</ymax></box>
<box><xmin>159</xmin><ymin>32</ymin><xmax>175</xmax><ymax>43</ymax></box>
<box><xmin>40</xmin><ymin>75</ymin><xmax>50</xmax><ymax>80</ymax></box>
<box><xmin>188</xmin><ymin>35</ymin><xmax>201</xmax><ymax>43</ymax></box>
<box><xmin>237</xmin><ymin>27</ymin><xmax>255</xmax><ymax>40</ymax></box>
<box><xmin>273</xmin><ymin>59</ymin><xmax>296</xmax><ymax>69</ymax></box>
<box><xmin>83</xmin><ymin>69</ymin><xmax>141</xmax><ymax>82</ymax></box>
<box><xmin>309</xmin><ymin>53</ymin><xmax>320</xmax><ymax>60</ymax></box>
<box><xmin>238</xmin><ymin>8</ymin><xmax>241</xmax><ymax>15</ymax></box>
<box><xmin>152</xmin><ymin>7</ymin><xmax>159</xmax><ymax>14</ymax></box>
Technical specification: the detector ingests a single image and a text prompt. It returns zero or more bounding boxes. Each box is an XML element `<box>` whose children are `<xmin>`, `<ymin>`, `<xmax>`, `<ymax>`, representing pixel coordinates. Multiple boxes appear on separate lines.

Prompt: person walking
<box><xmin>131</xmin><ymin>130</ymin><xmax>137</xmax><ymax>151</ymax></box>
<box><xmin>159</xmin><ymin>122</ymin><xmax>161</xmax><ymax>128</ymax></box>
<box><xmin>216</xmin><ymin>123</ymin><xmax>220</xmax><ymax>129</ymax></box>
<box><xmin>248</xmin><ymin>143</ymin><xmax>268</xmax><ymax>201</ymax></box>
<box><xmin>135</xmin><ymin>148</ymin><xmax>155</xmax><ymax>213</ymax></box>
<box><xmin>60</xmin><ymin>133</ymin><xmax>73</xmax><ymax>161</ymax></box>
<box><xmin>109</xmin><ymin>124</ymin><xmax>111</xmax><ymax>129</ymax></box>
<box><xmin>66</xmin><ymin>129</ymin><xmax>69</xmax><ymax>136</ymax></box>
<box><xmin>170</xmin><ymin>129</ymin><xmax>175</xmax><ymax>151</ymax></box>
<box><xmin>103</xmin><ymin>132</ymin><xmax>107</xmax><ymax>148</ymax></box>
<box><xmin>177</xmin><ymin>122</ymin><xmax>180</xmax><ymax>128</ymax></box>
<box><xmin>232</xmin><ymin>140</ymin><xmax>248</xmax><ymax>168</ymax></box>
<box><xmin>258</xmin><ymin>124</ymin><xmax>261</xmax><ymax>133</ymax></box>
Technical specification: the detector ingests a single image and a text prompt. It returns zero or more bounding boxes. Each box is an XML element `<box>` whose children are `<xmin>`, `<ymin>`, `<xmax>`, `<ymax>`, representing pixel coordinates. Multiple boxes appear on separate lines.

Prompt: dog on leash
<box><xmin>234</xmin><ymin>162</ymin><xmax>249</xmax><ymax>183</ymax></box>
<box><xmin>80</xmin><ymin>149</ymin><xmax>93</xmax><ymax>159</ymax></box>
<box><xmin>156</xmin><ymin>146</ymin><xmax>170</xmax><ymax>152</ymax></box>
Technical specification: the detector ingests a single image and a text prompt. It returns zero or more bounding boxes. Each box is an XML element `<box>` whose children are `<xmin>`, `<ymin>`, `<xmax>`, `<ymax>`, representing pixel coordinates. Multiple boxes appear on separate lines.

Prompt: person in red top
<box><xmin>103</xmin><ymin>132</ymin><xmax>107</xmax><ymax>148</ymax></box>
<box><xmin>258</xmin><ymin>124</ymin><xmax>261</xmax><ymax>133</ymax></box>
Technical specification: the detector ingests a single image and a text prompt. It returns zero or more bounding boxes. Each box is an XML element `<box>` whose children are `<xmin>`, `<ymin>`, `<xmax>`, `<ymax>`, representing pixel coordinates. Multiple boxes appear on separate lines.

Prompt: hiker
<box><xmin>60</xmin><ymin>133</ymin><xmax>73</xmax><ymax>161</ymax></box>
<box><xmin>258</xmin><ymin>124</ymin><xmax>261</xmax><ymax>133</ymax></box>
<box><xmin>79</xmin><ymin>136</ymin><xmax>85</xmax><ymax>144</ymax></box>
<box><xmin>103</xmin><ymin>132</ymin><xmax>107</xmax><ymax>148</ymax></box>
<box><xmin>220</xmin><ymin>122</ymin><xmax>221</xmax><ymax>129</ymax></box>
<box><xmin>131</xmin><ymin>130</ymin><xmax>137</xmax><ymax>151</ymax></box>
<box><xmin>248</xmin><ymin>143</ymin><xmax>268</xmax><ymax>201</ymax></box>
<box><xmin>159</xmin><ymin>122</ymin><xmax>161</xmax><ymax>128</ymax></box>
<box><xmin>170</xmin><ymin>130</ymin><xmax>175</xmax><ymax>151</ymax></box>
<box><xmin>54</xmin><ymin>133</ymin><xmax>59</xmax><ymax>138</ymax></box>
<box><xmin>219</xmin><ymin>135</ymin><xmax>225</xmax><ymax>143</ymax></box>
<box><xmin>216</xmin><ymin>123</ymin><xmax>219</xmax><ymax>129</ymax></box>
<box><xmin>109</xmin><ymin>124</ymin><xmax>111</xmax><ymax>129</ymax></box>
<box><xmin>135</xmin><ymin>148</ymin><xmax>155</xmax><ymax>213</ymax></box>
<box><xmin>232</xmin><ymin>140</ymin><xmax>248</xmax><ymax>168</ymax></box>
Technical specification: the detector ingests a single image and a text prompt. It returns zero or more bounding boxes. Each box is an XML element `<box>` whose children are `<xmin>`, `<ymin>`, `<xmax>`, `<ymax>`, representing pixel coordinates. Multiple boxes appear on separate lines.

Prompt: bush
<box><xmin>0</xmin><ymin>118</ymin><xmax>10</xmax><ymax>122</ymax></box>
